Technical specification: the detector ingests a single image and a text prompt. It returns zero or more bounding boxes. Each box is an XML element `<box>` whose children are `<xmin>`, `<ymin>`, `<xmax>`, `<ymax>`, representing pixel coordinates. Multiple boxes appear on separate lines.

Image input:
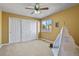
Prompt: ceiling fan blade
<box><xmin>25</xmin><ymin>7</ymin><xmax>34</xmax><ymax>10</ymax></box>
<box><xmin>40</xmin><ymin>7</ymin><xmax>49</xmax><ymax>10</ymax></box>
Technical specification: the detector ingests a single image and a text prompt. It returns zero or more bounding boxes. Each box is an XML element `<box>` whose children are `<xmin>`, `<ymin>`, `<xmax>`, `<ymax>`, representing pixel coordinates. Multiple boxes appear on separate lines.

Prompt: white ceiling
<box><xmin>0</xmin><ymin>3</ymin><xmax>76</xmax><ymax>18</ymax></box>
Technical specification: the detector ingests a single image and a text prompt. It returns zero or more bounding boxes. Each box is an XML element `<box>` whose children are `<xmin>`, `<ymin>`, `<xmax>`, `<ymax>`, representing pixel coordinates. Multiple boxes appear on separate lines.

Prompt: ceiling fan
<box><xmin>25</xmin><ymin>3</ymin><xmax>49</xmax><ymax>14</ymax></box>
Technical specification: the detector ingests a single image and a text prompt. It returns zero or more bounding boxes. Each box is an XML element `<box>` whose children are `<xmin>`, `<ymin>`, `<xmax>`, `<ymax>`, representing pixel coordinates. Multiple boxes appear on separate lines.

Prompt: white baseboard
<box><xmin>40</xmin><ymin>38</ymin><xmax>54</xmax><ymax>43</ymax></box>
<box><xmin>0</xmin><ymin>44</ymin><xmax>3</xmax><ymax>48</ymax></box>
<box><xmin>1</xmin><ymin>40</ymin><xmax>37</xmax><ymax>46</ymax></box>
<box><xmin>75</xmin><ymin>44</ymin><xmax>79</xmax><ymax>49</ymax></box>
<box><xmin>2</xmin><ymin>43</ymin><xmax>9</xmax><ymax>46</ymax></box>
<box><xmin>0</xmin><ymin>43</ymin><xmax>9</xmax><ymax>48</ymax></box>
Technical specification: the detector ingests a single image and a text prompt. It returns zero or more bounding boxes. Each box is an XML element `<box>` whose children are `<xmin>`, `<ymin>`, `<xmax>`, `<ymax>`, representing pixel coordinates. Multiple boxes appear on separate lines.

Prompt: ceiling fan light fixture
<box><xmin>25</xmin><ymin>3</ymin><xmax>48</xmax><ymax>14</ymax></box>
<box><xmin>34</xmin><ymin>10</ymin><xmax>40</xmax><ymax>14</ymax></box>
<box><xmin>35</xmin><ymin>4</ymin><xmax>39</xmax><ymax>9</ymax></box>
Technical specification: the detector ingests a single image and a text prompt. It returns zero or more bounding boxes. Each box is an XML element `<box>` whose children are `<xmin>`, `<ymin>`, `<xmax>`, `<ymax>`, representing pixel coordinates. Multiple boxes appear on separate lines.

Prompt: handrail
<box><xmin>52</xmin><ymin>27</ymin><xmax>64</xmax><ymax>56</ymax></box>
<box><xmin>52</xmin><ymin>26</ymin><xmax>76</xmax><ymax>56</ymax></box>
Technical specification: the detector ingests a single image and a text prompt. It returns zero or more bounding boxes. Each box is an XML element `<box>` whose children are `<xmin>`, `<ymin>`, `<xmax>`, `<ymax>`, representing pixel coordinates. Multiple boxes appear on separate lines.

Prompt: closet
<box><xmin>21</xmin><ymin>19</ymin><xmax>37</xmax><ymax>42</ymax></box>
<box><xmin>9</xmin><ymin>17</ymin><xmax>39</xmax><ymax>44</ymax></box>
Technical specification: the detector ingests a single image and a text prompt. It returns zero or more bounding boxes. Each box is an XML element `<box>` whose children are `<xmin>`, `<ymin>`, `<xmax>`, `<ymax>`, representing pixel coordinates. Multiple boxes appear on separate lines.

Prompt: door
<box><xmin>9</xmin><ymin>17</ymin><xmax>38</xmax><ymax>43</ymax></box>
<box><xmin>22</xmin><ymin>19</ymin><xmax>37</xmax><ymax>42</ymax></box>
<box><xmin>9</xmin><ymin>17</ymin><xmax>21</xmax><ymax>44</ymax></box>
<box><xmin>30</xmin><ymin>21</ymin><xmax>37</xmax><ymax>40</ymax></box>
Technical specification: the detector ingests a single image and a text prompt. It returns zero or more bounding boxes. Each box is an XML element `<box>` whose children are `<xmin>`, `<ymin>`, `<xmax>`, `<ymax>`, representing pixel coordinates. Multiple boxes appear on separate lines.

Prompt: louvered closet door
<box><xmin>9</xmin><ymin>17</ymin><xmax>21</xmax><ymax>44</ymax></box>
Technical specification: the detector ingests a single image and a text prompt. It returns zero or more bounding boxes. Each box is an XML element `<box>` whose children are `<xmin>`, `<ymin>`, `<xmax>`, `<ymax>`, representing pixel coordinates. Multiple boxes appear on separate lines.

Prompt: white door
<box><xmin>9</xmin><ymin>17</ymin><xmax>21</xmax><ymax>44</ymax></box>
<box><xmin>30</xmin><ymin>21</ymin><xmax>37</xmax><ymax>39</ymax></box>
<box><xmin>9</xmin><ymin>17</ymin><xmax>38</xmax><ymax>43</ymax></box>
<box><xmin>22</xmin><ymin>19</ymin><xmax>37</xmax><ymax>42</ymax></box>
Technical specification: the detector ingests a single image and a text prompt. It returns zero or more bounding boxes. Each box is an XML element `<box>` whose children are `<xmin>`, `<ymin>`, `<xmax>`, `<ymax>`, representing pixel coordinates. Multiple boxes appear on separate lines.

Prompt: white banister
<box><xmin>52</xmin><ymin>27</ymin><xmax>64</xmax><ymax>56</ymax></box>
<box><xmin>52</xmin><ymin>26</ymin><xmax>76</xmax><ymax>56</ymax></box>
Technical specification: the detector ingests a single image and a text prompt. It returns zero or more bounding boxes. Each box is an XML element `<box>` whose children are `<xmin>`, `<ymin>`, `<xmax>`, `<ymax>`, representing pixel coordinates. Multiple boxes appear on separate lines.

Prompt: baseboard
<box><xmin>2</xmin><ymin>43</ymin><xmax>9</xmax><ymax>46</ymax></box>
<box><xmin>0</xmin><ymin>44</ymin><xmax>3</xmax><ymax>48</ymax></box>
<box><xmin>1</xmin><ymin>39</ymin><xmax>37</xmax><ymax>46</ymax></box>
<box><xmin>40</xmin><ymin>38</ymin><xmax>54</xmax><ymax>43</ymax></box>
<box><xmin>75</xmin><ymin>44</ymin><xmax>79</xmax><ymax>49</ymax></box>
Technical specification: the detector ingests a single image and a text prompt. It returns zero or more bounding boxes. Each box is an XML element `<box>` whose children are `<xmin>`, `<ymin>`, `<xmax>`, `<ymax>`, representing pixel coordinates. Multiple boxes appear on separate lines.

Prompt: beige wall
<box><xmin>2</xmin><ymin>11</ymin><xmax>38</xmax><ymax>44</ymax></box>
<box><xmin>40</xmin><ymin>4</ymin><xmax>79</xmax><ymax>45</ymax></box>
<box><xmin>40</xmin><ymin>14</ymin><xmax>64</xmax><ymax>42</ymax></box>
<box><xmin>0</xmin><ymin>11</ymin><xmax>2</xmax><ymax>44</ymax></box>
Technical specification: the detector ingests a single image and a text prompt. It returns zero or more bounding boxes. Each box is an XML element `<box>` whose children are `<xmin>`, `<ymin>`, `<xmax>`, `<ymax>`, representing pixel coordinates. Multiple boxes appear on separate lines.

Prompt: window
<box><xmin>41</xmin><ymin>19</ymin><xmax>53</xmax><ymax>32</ymax></box>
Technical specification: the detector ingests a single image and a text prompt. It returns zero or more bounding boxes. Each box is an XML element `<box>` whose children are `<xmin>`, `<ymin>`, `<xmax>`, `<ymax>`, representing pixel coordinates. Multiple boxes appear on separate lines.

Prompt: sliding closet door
<box><xmin>22</xmin><ymin>20</ymin><xmax>31</xmax><ymax>42</ymax></box>
<box><xmin>9</xmin><ymin>17</ymin><xmax>38</xmax><ymax>43</ymax></box>
<box><xmin>30</xmin><ymin>21</ymin><xmax>37</xmax><ymax>40</ymax></box>
<box><xmin>9</xmin><ymin>17</ymin><xmax>21</xmax><ymax>44</ymax></box>
<box><xmin>22</xmin><ymin>19</ymin><xmax>37</xmax><ymax>42</ymax></box>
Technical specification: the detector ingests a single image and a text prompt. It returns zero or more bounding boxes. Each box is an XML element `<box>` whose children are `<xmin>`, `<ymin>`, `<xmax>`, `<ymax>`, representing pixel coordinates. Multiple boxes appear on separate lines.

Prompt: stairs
<box><xmin>52</xmin><ymin>26</ymin><xmax>76</xmax><ymax>56</ymax></box>
<box><xmin>52</xmin><ymin>27</ymin><xmax>63</xmax><ymax>56</ymax></box>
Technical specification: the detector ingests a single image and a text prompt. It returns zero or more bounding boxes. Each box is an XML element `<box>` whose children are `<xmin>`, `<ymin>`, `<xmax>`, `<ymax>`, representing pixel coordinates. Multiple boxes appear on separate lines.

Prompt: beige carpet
<box><xmin>0</xmin><ymin>40</ymin><xmax>52</xmax><ymax>56</ymax></box>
